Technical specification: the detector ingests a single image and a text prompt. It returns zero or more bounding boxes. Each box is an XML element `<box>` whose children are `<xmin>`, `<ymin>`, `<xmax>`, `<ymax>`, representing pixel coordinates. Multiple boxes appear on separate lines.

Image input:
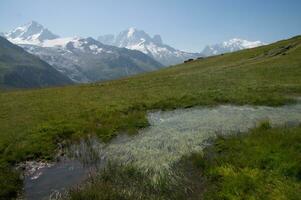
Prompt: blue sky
<box><xmin>1</xmin><ymin>0</ymin><xmax>301</xmax><ymax>52</ymax></box>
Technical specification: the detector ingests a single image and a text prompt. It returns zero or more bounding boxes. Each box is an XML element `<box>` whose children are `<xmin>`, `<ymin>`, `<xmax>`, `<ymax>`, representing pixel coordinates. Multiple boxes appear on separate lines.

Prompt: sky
<box><xmin>0</xmin><ymin>0</ymin><xmax>301</xmax><ymax>52</ymax></box>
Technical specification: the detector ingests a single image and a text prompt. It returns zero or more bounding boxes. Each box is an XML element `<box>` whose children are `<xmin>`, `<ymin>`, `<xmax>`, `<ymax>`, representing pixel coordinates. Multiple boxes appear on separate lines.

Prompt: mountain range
<box><xmin>2</xmin><ymin>21</ymin><xmax>266</xmax><ymax>86</ymax></box>
<box><xmin>4</xmin><ymin>21</ymin><xmax>163</xmax><ymax>83</ymax></box>
<box><xmin>98</xmin><ymin>29</ymin><xmax>266</xmax><ymax>63</ymax></box>
<box><xmin>98</xmin><ymin>28</ymin><xmax>201</xmax><ymax>66</ymax></box>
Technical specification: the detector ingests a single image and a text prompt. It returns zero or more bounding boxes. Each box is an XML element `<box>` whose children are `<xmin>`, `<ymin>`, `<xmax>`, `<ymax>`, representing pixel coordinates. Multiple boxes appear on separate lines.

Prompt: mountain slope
<box><xmin>98</xmin><ymin>28</ymin><xmax>201</xmax><ymax>66</ymax></box>
<box><xmin>5</xmin><ymin>22</ymin><xmax>163</xmax><ymax>83</ymax></box>
<box><xmin>21</xmin><ymin>37</ymin><xmax>163</xmax><ymax>82</ymax></box>
<box><xmin>1</xmin><ymin>35</ymin><xmax>301</xmax><ymax>199</ymax></box>
<box><xmin>0</xmin><ymin>36</ymin><xmax>72</xmax><ymax>88</ymax></box>
<box><xmin>202</xmin><ymin>38</ymin><xmax>265</xmax><ymax>56</ymax></box>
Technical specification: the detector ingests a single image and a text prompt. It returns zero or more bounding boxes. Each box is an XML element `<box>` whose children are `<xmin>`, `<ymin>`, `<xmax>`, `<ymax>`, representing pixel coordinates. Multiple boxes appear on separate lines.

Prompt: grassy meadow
<box><xmin>0</xmin><ymin>35</ymin><xmax>301</xmax><ymax>198</ymax></box>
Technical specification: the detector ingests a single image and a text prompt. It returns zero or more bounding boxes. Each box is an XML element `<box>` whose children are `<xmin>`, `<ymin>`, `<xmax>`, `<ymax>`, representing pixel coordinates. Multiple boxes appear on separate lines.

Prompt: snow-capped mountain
<box><xmin>98</xmin><ymin>28</ymin><xmax>201</xmax><ymax>66</ymax></box>
<box><xmin>5</xmin><ymin>22</ymin><xmax>163</xmax><ymax>83</ymax></box>
<box><xmin>22</xmin><ymin>37</ymin><xmax>162</xmax><ymax>82</ymax></box>
<box><xmin>5</xmin><ymin>21</ymin><xmax>59</xmax><ymax>45</ymax></box>
<box><xmin>202</xmin><ymin>38</ymin><xmax>265</xmax><ymax>56</ymax></box>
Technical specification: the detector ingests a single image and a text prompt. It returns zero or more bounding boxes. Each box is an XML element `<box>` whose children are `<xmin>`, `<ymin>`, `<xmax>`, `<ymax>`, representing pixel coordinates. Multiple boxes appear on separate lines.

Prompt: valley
<box><xmin>0</xmin><ymin>34</ymin><xmax>301</xmax><ymax>199</ymax></box>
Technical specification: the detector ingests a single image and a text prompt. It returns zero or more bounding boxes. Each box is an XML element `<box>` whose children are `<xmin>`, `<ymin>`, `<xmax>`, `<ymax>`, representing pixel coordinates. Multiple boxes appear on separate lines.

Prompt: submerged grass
<box><xmin>65</xmin><ymin>163</ymin><xmax>196</xmax><ymax>200</ymax></box>
<box><xmin>68</xmin><ymin>103</ymin><xmax>301</xmax><ymax>175</ymax></box>
<box><xmin>1</xmin><ymin>36</ymin><xmax>301</xmax><ymax>198</ymax></box>
<box><xmin>65</xmin><ymin>125</ymin><xmax>301</xmax><ymax>200</ymax></box>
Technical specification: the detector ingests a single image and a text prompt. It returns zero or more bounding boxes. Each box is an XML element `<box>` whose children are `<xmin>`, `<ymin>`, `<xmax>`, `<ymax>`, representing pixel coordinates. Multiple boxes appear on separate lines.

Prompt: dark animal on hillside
<box><xmin>184</xmin><ymin>59</ymin><xmax>194</xmax><ymax>63</ymax></box>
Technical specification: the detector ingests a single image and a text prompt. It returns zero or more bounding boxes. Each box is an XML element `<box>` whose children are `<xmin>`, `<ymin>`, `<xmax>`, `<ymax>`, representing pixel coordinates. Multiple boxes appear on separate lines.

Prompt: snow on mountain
<box><xmin>5</xmin><ymin>21</ymin><xmax>59</xmax><ymax>45</ymax></box>
<box><xmin>5</xmin><ymin>22</ymin><xmax>163</xmax><ymax>83</ymax></box>
<box><xmin>42</xmin><ymin>37</ymin><xmax>78</xmax><ymax>47</ymax></box>
<box><xmin>202</xmin><ymin>38</ymin><xmax>265</xmax><ymax>57</ymax></box>
<box><xmin>5</xmin><ymin>21</ymin><xmax>266</xmax><ymax>83</ymax></box>
<box><xmin>40</xmin><ymin>36</ymin><xmax>114</xmax><ymax>55</ymax></box>
<box><xmin>22</xmin><ymin>36</ymin><xmax>162</xmax><ymax>83</ymax></box>
<box><xmin>98</xmin><ymin>28</ymin><xmax>201</xmax><ymax>66</ymax></box>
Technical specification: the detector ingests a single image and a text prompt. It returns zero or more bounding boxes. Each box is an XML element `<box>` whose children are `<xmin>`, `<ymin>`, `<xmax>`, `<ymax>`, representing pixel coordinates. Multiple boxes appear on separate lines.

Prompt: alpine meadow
<box><xmin>1</xmin><ymin>1</ymin><xmax>301</xmax><ymax>199</ymax></box>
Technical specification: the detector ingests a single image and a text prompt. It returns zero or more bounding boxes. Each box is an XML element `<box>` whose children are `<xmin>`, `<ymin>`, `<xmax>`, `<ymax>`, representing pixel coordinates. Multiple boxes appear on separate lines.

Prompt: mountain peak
<box><xmin>27</xmin><ymin>20</ymin><xmax>42</xmax><ymax>27</ymax></box>
<box><xmin>202</xmin><ymin>38</ymin><xmax>265</xmax><ymax>56</ymax></box>
<box><xmin>5</xmin><ymin>21</ymin><xmax>59</xmax><ymax>45</ymax></box>
<box><xmin>127</xmin><ymin>27</ymin><xmax>137</xmax><ymax>37</ymax></box>
<box><xmin>98</xmin><ymin>28</ymin><xmax>201</xmax><ymax>66</ymax></box>
<box><xmin>122</xmin><ymin>27</ymin><xmax>150</xmax><ymax>41</ymax></box>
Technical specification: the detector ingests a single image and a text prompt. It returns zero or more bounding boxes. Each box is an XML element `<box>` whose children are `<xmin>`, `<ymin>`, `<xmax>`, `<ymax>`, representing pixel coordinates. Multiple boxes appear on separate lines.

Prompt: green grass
<box><xmin>0</xmin><ymin>35</ymin><xmax>301</xmax><ymax>199</ymax></box>
<box><xmin>192</xmin><ymin>124</ymin><xmax>301</xmax><ymax>200</ymax></box>
<box><xmin>65</xmin><ymin>125</ymin><xmax>301</xmax><ymax>200</ymax></box>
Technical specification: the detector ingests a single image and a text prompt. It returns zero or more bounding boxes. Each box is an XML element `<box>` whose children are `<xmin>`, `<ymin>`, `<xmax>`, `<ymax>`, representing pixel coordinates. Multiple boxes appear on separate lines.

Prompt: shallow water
<box><xmin>24</xmin><ymin>159</ymin><xmax>89</xmax><ymax>200</ymax></box>
<box><xmin>25</xmin><ymin>102</ymin><xmax>301</xmax><ymax>199</ymax></box>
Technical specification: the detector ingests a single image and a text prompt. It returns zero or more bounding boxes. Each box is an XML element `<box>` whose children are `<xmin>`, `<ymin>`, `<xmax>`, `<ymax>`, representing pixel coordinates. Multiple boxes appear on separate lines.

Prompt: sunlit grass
<box><xmin>0</xmin><ymin>35</ymin><xmax>301</xmax><ymax>199</ymax></box>
<box><xmin>193</xmin><ymin>124</ymin><xmax>301</xmax><ymax>200</ymax></box>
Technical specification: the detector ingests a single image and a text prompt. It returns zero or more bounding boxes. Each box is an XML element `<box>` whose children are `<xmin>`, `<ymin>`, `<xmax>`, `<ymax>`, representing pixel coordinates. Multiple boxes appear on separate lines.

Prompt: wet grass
<box><xmin>1</xmin><ymin>35</ymin><xmax>301</xmax><ymax>199</ymax></box>
<box><xmin>65</xmin><ymin>125</ymin><xmax>301</xmax><ymax>200</ymax></box>
<box><xmin>68</xmin><ymin>103</ymin><xmax>301</xmax><ymax>175</ymax></box>
<box><xmin>65</xmin><ymin>163</ymin><xmax>196</xmax><ymax>200</ymax></box>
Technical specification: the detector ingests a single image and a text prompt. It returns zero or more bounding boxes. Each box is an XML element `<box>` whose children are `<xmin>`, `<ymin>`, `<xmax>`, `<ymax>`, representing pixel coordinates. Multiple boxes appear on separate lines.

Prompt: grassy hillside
<box><xmin>0</xmin><ymin>36</ymin><xmax>72</xmax><ymax>88</ymax></box>
<box><xmin>0</xmin><ymin>35</ymin><xmax>301</xmax><ymax>198</ymax></box>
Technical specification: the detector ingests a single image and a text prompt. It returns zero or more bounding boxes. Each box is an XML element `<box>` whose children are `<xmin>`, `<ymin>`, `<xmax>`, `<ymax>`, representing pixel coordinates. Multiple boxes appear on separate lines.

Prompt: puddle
<box><xmin>24</xmin><ymin>102</ymin><xmax>301</xmax><ymax>199</ymax></box>
<box><xmin>23</xmin><ymin>159</ymin><xmax>89</xmax><ymax>200</ymax></box>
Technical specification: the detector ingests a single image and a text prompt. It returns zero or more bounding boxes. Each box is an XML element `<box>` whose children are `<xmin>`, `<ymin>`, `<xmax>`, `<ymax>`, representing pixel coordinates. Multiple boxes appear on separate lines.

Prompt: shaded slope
<box><xmin>0</xmin><ymin>36</ymin><xmax>72</xmax><ymax>88</ymax></box>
